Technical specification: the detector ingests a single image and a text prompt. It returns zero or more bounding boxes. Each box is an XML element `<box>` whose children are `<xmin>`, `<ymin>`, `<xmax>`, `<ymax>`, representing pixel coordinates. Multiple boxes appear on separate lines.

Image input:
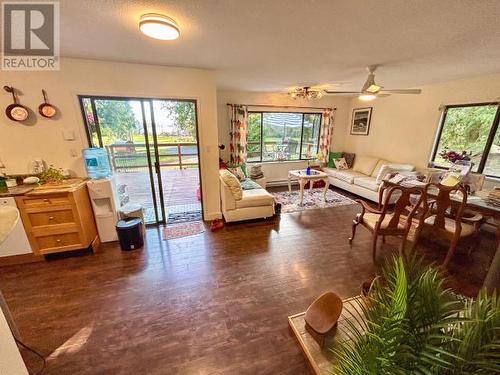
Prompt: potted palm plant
<box><xmin>331</xmin><ymin>256</ymin><xmax>499</xmax><ymax>374</ymax></box>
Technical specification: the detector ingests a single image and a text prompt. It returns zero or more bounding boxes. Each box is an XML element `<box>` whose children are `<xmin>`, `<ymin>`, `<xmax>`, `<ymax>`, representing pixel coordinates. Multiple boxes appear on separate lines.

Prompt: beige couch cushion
<box><xmin>371</xmin><ymin>159</ymin><xmax>392</xmax><ymax>177</ymax></box>
<box><xmin>220</xmin><ymin>170</ymin><xmax>242</xmax><ymax>200</ymax></box>
<box><xmin>353</xmin><ymin>176</ymin><xmax>380</xmax><ymax>192</ymax></box>
<box><xmin>236</xmin><ymin>189</ymin><xmax>275</xmax><ymax>209</ymax></box>
<box><xmin>329</xmin><ymin>170</ymin><xmax>365</xmax><ymax>184</ymax></box>
<box><xmin>352</xmin><ymin>155</ymin><xmax>379</xmax><ymax>176</ymax></box>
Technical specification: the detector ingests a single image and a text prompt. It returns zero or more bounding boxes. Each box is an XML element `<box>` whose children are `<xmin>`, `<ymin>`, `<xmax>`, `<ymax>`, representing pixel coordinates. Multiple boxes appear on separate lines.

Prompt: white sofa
<box><xmin>322</xmin><ymin>155</ymin><xmax>417</xmax><ymax>203</ymax></box>
<box><xmin>219</xmin><ymin>173</ymin><xmax>275</xmax><ymax>222</ymax></box>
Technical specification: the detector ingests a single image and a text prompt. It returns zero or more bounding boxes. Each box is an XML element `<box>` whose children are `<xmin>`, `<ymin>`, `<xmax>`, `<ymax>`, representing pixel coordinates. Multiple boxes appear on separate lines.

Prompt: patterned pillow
<box><xmin>220</xmin><ymin>170</ymin><xmax>242</xmax><ymax>200</ymax></box>
<box><xmin>228</xmin><ymin>166</ymin><xmax>246</xmax><ymax>181</ymax></box>
<box><xmin>334</xmin><ymin>157</ymin><xmax>349</xmax><ymax>170</ymax></box>
<box><xmin>343</xmin><ymin>153</ymin><xmax>355</xmax><ymax>168</ymax></box>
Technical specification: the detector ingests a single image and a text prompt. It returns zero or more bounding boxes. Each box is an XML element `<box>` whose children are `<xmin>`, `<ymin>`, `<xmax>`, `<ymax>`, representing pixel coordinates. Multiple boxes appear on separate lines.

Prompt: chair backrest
<box><xmin>424</xmin><ymin>183</ymin><xmax>468</xmax><ymax>230</ymax></box>
<box><xmin>377</xmin><ymin>181</ymin><xmax>428</xmax><ymax>232</ymax></box>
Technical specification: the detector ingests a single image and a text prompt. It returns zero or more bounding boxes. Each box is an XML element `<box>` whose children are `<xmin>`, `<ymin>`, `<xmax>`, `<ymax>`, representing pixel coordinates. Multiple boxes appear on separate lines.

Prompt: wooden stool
<box><xmin>304</xmin><ymin>292</ymin><xmax>343</xmax><ymax>347</ymax></box>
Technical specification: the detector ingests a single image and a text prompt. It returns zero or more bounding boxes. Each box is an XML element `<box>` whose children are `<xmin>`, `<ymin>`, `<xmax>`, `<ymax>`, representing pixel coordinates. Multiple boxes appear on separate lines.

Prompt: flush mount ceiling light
<box><xmin>288</xmin><ymin>87</ymin><xmax>323</xmax><ymax>100</ymax></box>
<box><xmin>139</xmin><ymin>13</ymin><xmax>180</xmax><ymax>40</ymax></box>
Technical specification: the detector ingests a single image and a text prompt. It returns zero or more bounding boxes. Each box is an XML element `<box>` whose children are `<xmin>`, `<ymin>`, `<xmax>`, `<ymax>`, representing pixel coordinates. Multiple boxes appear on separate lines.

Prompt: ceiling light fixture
<box><xmin>288</xmin><ymin>87</ymin><xmax>323</xmax><ymax>100</ymax></box>
<box><xmin>359</xmin><ymin>94</ymin><xmax>376</xmax><ymax>101</ymax></box>
<box><xmin>139</xmin><ymin>13</ymin><xmax>180</xmax><ymax>40</ymax></box>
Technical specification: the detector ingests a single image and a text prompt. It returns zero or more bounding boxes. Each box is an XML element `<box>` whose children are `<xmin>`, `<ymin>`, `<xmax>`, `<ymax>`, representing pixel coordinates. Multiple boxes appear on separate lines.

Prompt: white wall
<box><xmin>344</xmin><ymin>73</ymin><xmax>500</xmax><ymax>170</ymax></box>
<box><xmin>0</xmin><ymin>58</ymin><xmax>221</xmax><ymax>219</ymax></box>
<box><xmin>216</xmin><ymin>90</ymin><xmax>351</xmax><ymax>182</ymax></box>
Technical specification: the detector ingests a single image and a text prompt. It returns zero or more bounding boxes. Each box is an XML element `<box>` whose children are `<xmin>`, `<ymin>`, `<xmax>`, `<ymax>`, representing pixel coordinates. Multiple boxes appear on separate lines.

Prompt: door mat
<box><xmin>164</xmin><ymin>221</ymin><xmax>205</xmax><ymax>240</ymax></box>
<box><xmin>167</xmin><ymin>210</ymin><xmax>202</xmax><ymax>225</ymax></box>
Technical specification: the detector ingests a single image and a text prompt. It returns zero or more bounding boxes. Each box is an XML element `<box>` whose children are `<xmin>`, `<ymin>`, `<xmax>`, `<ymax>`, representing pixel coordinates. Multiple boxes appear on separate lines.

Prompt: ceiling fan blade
<box><xmin>324</xmin><ymin>91</ymin><xmax>362</xmax><ymax>95</ymax></box>
<box><xmin>379</xmin><ymin>89</ymin><xmax>422</xmax><ymax>94</ymax></box>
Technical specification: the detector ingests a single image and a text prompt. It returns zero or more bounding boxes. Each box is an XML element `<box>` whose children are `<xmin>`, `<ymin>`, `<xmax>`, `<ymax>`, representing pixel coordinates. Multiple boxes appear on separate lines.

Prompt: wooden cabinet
<box><xmin>15</xmin><ymin>185</ymin><xmax>99</xmax><ymax>255</ymax></box>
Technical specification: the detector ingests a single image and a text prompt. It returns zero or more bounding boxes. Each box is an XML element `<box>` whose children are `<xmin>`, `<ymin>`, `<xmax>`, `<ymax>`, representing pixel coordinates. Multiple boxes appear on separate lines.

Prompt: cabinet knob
<box><xmin>48</xmin><ymin>216</ymin><xmax>54</xmax><ymax>220</ymax></box>
<box><xmin>56</xmin><ymin>239</ymin><xmax>61</xmax><ymax>243</ymax></box>
<box><xmin>43</xmin><ymin>199</ymin><xmax>49</xmax><ymax>203</ymax></box>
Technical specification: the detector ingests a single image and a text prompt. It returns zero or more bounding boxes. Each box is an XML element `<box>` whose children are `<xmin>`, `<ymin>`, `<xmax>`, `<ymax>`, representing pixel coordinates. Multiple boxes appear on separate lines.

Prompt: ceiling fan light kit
<box><xmin>324</xmin><ymin>66</ymin><xmax>422</xmax><ymax>100</ymax></box>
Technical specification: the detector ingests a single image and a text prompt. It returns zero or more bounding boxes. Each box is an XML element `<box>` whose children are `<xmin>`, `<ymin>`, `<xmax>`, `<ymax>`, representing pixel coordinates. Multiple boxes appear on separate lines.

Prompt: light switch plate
<box><xmin>62</xmin><ymin>128</ymin><xmax>75</xmax><ymax>141</ymax></box>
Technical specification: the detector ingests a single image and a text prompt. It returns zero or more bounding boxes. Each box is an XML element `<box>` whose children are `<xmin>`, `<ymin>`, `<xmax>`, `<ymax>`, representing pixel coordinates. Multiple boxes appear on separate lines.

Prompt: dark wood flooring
<box><xmin>0</xmin><ymin>187</ymin><xmax>496</xmax><ymax>374</ymax></box>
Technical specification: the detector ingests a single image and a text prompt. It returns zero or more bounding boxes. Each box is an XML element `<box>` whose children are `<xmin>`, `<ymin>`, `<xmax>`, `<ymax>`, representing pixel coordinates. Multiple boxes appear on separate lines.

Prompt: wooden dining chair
<box><xmin>421</xmin><ymin>183</ymin><xmax>483</xmax><ymax>268</ymax></box>
<box><xmin>349</xmin><ymin>181</ymin><xmax>428</xmax><ymax>263</ymax></box>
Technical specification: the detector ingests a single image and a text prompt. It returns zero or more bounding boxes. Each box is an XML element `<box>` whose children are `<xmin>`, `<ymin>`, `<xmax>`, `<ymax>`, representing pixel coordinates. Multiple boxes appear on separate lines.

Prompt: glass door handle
<box><xmin>154</xmin><ymin>161</ymin><xmax>160</xmax><ymax>174</ymax></box>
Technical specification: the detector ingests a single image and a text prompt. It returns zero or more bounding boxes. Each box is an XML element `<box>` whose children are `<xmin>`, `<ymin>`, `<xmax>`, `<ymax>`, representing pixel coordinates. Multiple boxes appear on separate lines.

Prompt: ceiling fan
<box><xmin>324</xmin><ymin>65</ymin><xmax>422</xmax><ymax>101</ymax></box>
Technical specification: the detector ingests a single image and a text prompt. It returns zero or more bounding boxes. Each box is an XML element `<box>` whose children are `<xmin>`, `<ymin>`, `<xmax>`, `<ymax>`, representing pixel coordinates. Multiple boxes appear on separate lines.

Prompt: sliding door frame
<box><xmin>77</xmin><ymin>94</ymin><xmax>203</xmax><ymax>225</ymax></box>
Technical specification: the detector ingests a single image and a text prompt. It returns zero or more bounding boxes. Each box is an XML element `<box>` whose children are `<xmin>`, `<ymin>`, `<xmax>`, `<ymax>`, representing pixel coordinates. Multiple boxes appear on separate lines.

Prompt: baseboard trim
<box><xmin>0</xmin><ymin>253</ymin><xmax>44</xmax><ymax>267</ymax></box>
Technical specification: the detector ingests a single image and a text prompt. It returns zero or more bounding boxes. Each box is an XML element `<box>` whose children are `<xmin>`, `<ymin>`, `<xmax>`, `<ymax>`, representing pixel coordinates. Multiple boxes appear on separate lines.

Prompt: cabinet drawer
<box><xmin>27</xmin><ymin>208</ymin><xmax>75</xmax><ymax>228</ymax></box>
<box><xmin>18</xmin><ymin>194</ymin><xmax>71</xmax><ymax>207</ymax></box>
<box><xmin>34</xmin><ymin>232</ymin><xmax>82</xmax><ymax>253</ymax></box>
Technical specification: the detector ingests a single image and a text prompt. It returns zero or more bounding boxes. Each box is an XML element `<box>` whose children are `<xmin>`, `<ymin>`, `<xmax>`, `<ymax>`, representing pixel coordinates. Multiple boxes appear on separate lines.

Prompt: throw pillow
<box><xmin>343</xmin><ymin>153</ymin><xmax>355</xmax><ymax>168</ymax></box>
<box><xmin>228</xmin><ymin>166</ymin><xmax>246</xmax><ymax>181</ymax></box>
<box><xmin>220</xmin><ymin>170</ymin><xmax>242</xmax><ymax>200</ymax></box>
<box><xmin>376</xmin><ymin>164</ymin><xmax>394</xmax><ymax>184</ymax></box>
<box><xmin>328</xmin><ymin>152</ymin><xmax>343</xmax><ymax>168</ymax></box>
<box><xmin>352</xmin><ymin>155</ymin><xmax>379</xmax><ymax>175</ymax></box>
<box><xmin>334</xmin><ymin>157</ymin><xmax>349</xmax><ymax>170</ymax></box>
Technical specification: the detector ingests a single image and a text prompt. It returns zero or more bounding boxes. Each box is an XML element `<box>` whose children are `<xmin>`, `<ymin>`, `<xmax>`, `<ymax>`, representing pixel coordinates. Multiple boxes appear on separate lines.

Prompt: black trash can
<box><xmin>116</xmin><ymin>218</ymin><xmax>144</xmax><ymax>251</ymax></box>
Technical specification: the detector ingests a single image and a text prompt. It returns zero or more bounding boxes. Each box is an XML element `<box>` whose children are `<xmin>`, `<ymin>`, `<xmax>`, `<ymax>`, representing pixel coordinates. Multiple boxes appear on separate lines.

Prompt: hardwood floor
<box><xmin>0</xmin><ymin>187</ymin><xmax>496</xmax><ymax>374</ymax></box>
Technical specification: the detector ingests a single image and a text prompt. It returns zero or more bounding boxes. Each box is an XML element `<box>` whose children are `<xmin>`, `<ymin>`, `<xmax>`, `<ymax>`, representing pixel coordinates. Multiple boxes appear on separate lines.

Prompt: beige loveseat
<box><xmin>322</xmin><ymin>155</ymin><xmax>417</xmax><ymax>203</ymax></box>
<box><xmin>219</xmin><ymin>170</ymin><xmax>275</xmax><ymax>222</ymax></box>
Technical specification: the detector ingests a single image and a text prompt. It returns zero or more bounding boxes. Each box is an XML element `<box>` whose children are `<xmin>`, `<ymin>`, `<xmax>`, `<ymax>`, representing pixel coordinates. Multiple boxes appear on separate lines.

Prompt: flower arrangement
<box><xmin>439</xmin><ymin>149</ymin><xmax>471</xmax><ymax>163</ymax></box>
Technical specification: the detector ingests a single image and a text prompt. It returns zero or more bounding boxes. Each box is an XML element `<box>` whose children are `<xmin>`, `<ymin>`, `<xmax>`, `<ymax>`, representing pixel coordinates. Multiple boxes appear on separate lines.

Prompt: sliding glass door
<box><xmin>79</xmin><ymin>96</ymin><xmax>202</xmax><ymax>225</ymax></box>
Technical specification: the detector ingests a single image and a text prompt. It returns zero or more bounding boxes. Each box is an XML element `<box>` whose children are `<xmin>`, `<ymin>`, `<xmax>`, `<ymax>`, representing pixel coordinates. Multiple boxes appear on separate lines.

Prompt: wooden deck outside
<box><xmin>114</xmin><ymin>168</ymin><xmax>201</xmax><ymax>223</ymax></box>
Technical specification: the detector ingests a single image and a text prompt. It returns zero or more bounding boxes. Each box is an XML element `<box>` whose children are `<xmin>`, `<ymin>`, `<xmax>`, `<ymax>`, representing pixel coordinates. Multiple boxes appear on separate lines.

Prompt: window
<box><xmin>247</xmin><ymin>111</ymin><xmax>322</xmax><ymax>162</ymax></box>
<box><xmin>431</xmin><ymin>103</ymin><xmax>500</xmax><ymax>177</ymax></box>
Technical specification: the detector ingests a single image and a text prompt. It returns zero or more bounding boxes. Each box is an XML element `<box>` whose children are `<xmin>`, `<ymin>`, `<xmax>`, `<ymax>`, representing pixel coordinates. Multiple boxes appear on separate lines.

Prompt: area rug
<box><xmin>272</xmin><ymin>188</ymin><xmax>356</xmax><ymax>213</ymax></box>
<box><xmin>164</xmin><ymin>221</ymin><xmax>205</xmax><ymax>240</ymax></box>
<box><xmin>167</xmin><ymin>210</ymin><xmax>202</xmax><ymax>225</ymax></box>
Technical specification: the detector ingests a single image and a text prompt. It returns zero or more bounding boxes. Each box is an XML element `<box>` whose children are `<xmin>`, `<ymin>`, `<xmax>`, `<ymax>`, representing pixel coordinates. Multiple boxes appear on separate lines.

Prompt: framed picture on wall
<box><xmin>350</xmin><ymin>107</ymin><xmax>372</xmax><ymax>135</ymax></box>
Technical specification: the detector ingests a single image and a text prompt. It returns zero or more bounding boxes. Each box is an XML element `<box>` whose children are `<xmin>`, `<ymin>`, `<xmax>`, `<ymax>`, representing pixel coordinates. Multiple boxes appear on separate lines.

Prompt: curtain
<box><xmin>318</xmin><ymin>108</ymin><xmax>336</xmax><ymax>163</ymax></box>
<box><xmin>228</xmin><ymin>104</ymin><xmax>248</xmax><ymax>165</ymax></box>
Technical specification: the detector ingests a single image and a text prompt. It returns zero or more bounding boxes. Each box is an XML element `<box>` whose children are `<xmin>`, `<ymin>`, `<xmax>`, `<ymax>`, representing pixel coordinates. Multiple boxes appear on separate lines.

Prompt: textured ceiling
<box><xmin>59</xmin><ymin>0</ymin><xmax>500</xmax><ymax>91</ymax></box>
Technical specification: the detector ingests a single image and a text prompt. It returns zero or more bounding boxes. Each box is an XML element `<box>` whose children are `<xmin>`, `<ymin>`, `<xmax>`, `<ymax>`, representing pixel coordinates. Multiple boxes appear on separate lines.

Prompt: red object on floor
<box><xmin>196</xmin><ymin>185</ymin><xmax>201</xmax><ymax>201</ymax></box>
<box><xmin>210</xmin><ymin>219</ymin><xmax>224</xmax><ymax>231</ymax></box>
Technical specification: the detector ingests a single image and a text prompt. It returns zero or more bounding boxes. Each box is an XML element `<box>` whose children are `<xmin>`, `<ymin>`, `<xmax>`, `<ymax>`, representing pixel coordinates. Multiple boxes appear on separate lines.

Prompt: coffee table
<box><xmin>288</xmin><ymin>169</ymin><xmax>330</xmax><ymax>205</ymax></box>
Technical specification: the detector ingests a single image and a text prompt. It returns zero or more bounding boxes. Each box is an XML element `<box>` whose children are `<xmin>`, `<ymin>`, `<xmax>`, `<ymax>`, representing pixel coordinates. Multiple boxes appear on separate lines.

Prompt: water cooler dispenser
<box><xmin>87</xmin><ymin>176</ymin><xmax>120</xmax><ymax>242</ymax></box>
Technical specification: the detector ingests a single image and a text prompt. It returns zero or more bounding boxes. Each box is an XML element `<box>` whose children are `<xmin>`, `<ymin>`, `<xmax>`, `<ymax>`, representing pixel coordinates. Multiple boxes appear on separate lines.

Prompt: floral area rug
<box><xmin>163</xmin><ymin>221</ymin><xmax>205</xmax><ymax>240</ymax></box>
<box><xmin>272</xmin><ymin>188</ymin><xmax>356</xmax><ymax>213</ymax></box>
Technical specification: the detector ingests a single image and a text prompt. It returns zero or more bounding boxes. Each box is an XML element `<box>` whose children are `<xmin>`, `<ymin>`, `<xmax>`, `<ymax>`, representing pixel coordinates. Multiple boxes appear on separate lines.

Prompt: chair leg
<box><xmin>349</xmin><ymin>219</ymin><xmax>359</xmax><ymax>244</ymax></box>
<box><xmin>399</xmin><ymin>237</ymin><xmax>407</xmax><ymax>260</ymax></box>
<box><xmin>372</xmin><ymin>234</ymin><xmax>379</xmax><ymax>264</ymax></box>
<box><xmin>442</xmin><ymin>236</ymin><xmax>459</xmax><ymax>268</ymax></box>
<box><xmin>467</xmin><ymin>233</ymin><xmax>481</xmax><ymax>257</ymax></box>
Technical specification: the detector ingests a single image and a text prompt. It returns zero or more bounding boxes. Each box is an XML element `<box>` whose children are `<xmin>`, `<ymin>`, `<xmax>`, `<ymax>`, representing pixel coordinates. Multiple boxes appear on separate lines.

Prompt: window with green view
<box><xmin>247</xmin><ymin>111</ymin><xmax>322</xmax><ymax>162</ymax></box>
<box><xmin>431</xmin><ymin>103</ymin><xmax>500</xmax><ymax>177</ymax></box>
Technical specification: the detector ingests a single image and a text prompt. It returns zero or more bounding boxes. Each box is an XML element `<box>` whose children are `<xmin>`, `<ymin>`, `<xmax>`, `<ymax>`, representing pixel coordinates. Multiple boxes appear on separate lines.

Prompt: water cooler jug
<box><xmin>83</xmin><ymin>148</ymin><xmax>112</xmax><ymax>179</ymax></box>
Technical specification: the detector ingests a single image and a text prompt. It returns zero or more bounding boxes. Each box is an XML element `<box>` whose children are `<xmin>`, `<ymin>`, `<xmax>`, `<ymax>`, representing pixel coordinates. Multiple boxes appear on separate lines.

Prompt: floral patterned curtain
<box><xmin>228</xmin><ymin>105</ymin><xmax>248</xmax><ymax>165</ymax></box>
<box><xmin>317</xmin><ymin>108</ymin><xmax>336</xmax><ymax>163</ymax></box>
